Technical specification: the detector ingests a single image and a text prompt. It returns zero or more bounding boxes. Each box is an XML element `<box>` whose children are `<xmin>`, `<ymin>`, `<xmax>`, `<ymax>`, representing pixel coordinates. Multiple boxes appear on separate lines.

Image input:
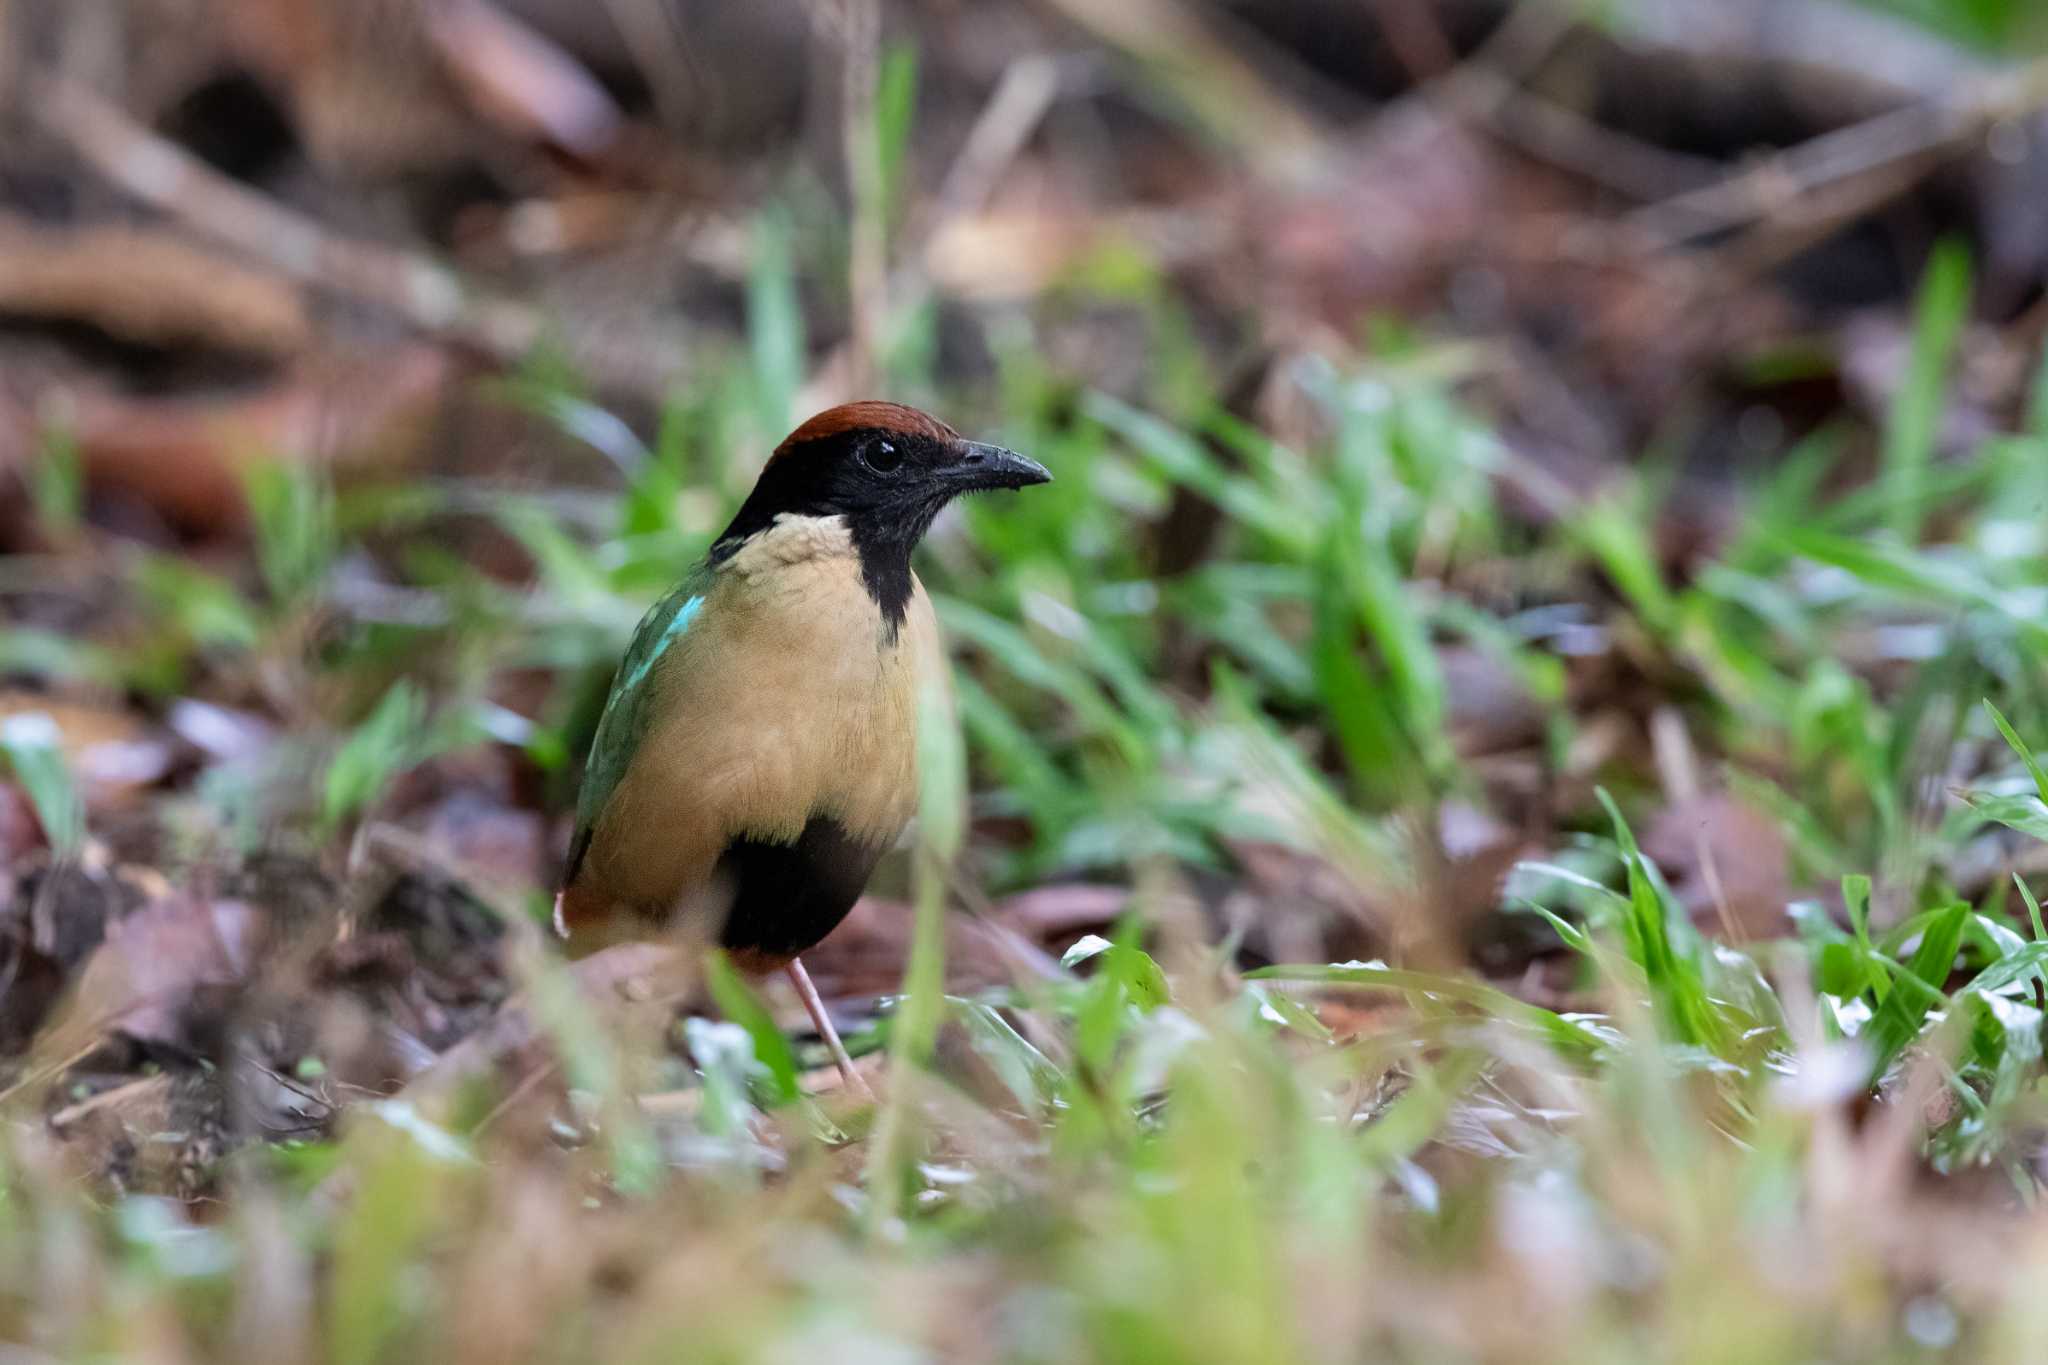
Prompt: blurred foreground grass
<box><xmin>4</xmin><ymin>217</ymin><xmax>2048</xmax><ymax>1363</ymax></box>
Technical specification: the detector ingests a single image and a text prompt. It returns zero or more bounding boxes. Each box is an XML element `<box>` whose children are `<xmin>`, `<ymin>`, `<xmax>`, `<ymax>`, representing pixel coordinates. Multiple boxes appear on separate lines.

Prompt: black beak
<box><xmin>949</xmin><ymin>440</ymin><xmax>1052</xmax><ymax>492</ymax></box>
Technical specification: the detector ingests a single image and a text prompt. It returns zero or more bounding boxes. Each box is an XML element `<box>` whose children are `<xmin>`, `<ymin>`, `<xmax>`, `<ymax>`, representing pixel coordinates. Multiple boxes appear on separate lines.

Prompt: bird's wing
<box><xmin>560</xmin><ymin>579</ymin><xmax>707</xmax><ymax>890</ymax></box>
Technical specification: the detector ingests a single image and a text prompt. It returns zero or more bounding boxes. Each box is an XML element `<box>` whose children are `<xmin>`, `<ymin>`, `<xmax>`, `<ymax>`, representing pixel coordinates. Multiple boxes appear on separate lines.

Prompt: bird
<box><xmin>553</xmin><ymin>400</ymin><xmax>1051</xmax><ymax>1093</ymax></box>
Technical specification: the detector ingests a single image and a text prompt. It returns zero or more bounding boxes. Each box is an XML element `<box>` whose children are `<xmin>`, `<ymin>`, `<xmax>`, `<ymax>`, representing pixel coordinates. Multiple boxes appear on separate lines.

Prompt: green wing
<box><xmin>562</xmin><ymin>580</ymin><xmax>706</xmax><ymax>887</ymax></box>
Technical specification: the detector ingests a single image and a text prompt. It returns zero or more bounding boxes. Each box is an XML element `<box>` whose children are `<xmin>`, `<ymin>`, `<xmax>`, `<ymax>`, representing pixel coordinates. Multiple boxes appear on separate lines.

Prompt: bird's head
<box><xmin>709</xmin><ymin>401</ymin><xmax>1050</xmax><ymax>621</ymax></box>
<box><xmin>756</xmin><ymin>400</ymin><xmax>1049</xmax><ymax>534</ymax></box>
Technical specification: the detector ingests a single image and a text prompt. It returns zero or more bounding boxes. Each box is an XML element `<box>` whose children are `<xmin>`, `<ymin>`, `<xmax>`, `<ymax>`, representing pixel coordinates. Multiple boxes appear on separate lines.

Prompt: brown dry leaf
<box><xmin>993</xmin><ymin>883</ymin><xmax>1132</xmax><ymax>943</ymax></box>
<box><xmin>1432</xmin><ymin>799</ymin><xmax>1531</xmax><ymax>908</ymax></box>
<box><xmin>395</xmin><ymin>941</ymin><xmax>692</xmax><ymax>1117</ymax></box>
<box><xmin>14</xmin><ymin>862</ymin><xmax>148</xmax><ymax>974</ymax></box>
<box><xmin>798</xmin><ymin>886</ymin><xmax>1101</xmax><ymax>1001</ymax></box>
<box><xmin>36</xmin><ymin>344</ymin><xmax>454</xmax><ymax>532</ymax></box>
<box><xmin>423</xmin><ymin>0</ymin><xmax>623</xmax><ymax>157</ymax></box>
<box><xmin>1224</xmin><ymin>838</ymin><xmax>1388</xmax><ymax>964</ymax></box>
<box><xmin>417</xmin><ymin>790</ymin><xmax>547</xmax><ymax>888</ymax></box>
<box><xmin>219</xmin><ymin>0</ymin><xmax>619</xmax><ymax>174</ymax></box>
<box><xmin>1035</xmin><ymin>0</ymin><xmax>1322</xmax><ymax>159</ymax></box>
<box><xmin>924</xmin><ymin>208</ymin><xmax>1109</xmax><ymax>302</ymax></box>
<box><xmin>48</xmin><ymin>1072</ymin><xmax>177</xmax><ymax>1136</ymax></box>
<box><xmin>0</xmin><ymin>691</ymin><xmax>173</xmax><ymax>804</ymax></box>
<box><xmin>1243</xmin><ymin>107</ymin><xmax>1499</xmax><ymax>329</ymax></box>
<box><xmin>1441</xmin><ymin>645</ymin><xmax>1545</xmax><ymax>758</ymax></box>
<box><xmin>1642</xmin><ymin>792</ymin><xmax>1791</xmax><ymax>941</ymax></box>
<box><xmin>0</xmin><ymin>215</ymin><xmax>311</xmax><ymax>357</ymax></box>
<box><xmin>66</xmin><ymin>896</ymin><xmax>262</xmax><ymax>1048</ymax></box>
<box><xmin>1838</xmin><ymin>312</ymin><xmax>2005</xmax><ymax>455</ymax></box>
<box><xmin>454</xmin><ymin>191</ymin><xmax>648</xmax><ymax>262</ymax></box>
<box><xmin>45</xmin><ymin>1073</ymin><xmax>181</xmax><ymax>1187</ymax></box>
<box><xmin>799</xmin><ymin>897</ymin><xmax>1028</xmax><ymax>1000</ymax></box>
<box><xmin>0</xmin><ymin>782</ymin><xmax>43</xmax><ymax>867</ymax></box>
<box><xmin>1315</xmin><ymin>995</ymin><xmax>1411</xmax><ymax>1043</ymax></box>
<box><xmin>166</xmin><ymin>699</ymin><xmax>278</xmax><ymax>765</ymax></box>
<box><xmin>217</xmin><ymin>0</ymin><xmax>486</xmax><ymax>177</ymax></box>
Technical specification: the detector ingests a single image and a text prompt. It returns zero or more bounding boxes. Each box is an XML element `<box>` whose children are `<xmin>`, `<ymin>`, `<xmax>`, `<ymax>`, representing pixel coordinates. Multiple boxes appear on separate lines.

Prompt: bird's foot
<box><xmin>786</xmin><ymin>957</ymin><xmax>873</xmax><ymax>1101</ymax></box>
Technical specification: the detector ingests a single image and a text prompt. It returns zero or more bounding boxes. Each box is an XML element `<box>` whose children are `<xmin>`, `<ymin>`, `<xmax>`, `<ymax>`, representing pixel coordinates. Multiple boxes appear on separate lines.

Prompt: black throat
<box><xmin>707</xmin><ymin>426</ymin><xmax>953</xmax><ymax>640</ymax></box>
<box><xmin>847</xmin><ymin>524</ymin><xmax>918</xmax><ymax>635</ymax></box>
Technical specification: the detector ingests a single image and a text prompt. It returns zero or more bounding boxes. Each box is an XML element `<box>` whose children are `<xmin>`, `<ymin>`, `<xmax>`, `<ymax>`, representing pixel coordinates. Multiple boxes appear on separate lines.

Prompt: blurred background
<box><xmin>5</xmin><ymin>2</ymin><xmax>2048</xmax><ymax>1359</ymax></box>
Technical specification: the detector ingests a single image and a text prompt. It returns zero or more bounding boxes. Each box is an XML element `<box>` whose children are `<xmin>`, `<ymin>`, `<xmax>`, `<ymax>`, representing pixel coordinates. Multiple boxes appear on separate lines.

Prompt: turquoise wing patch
<box><xmin>562</xmin><ymin>583</ymin><xmax>705</xmax><ymax>886</ymax></box>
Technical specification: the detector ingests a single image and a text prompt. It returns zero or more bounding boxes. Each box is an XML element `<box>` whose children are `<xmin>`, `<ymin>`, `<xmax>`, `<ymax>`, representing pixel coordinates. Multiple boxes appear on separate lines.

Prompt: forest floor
<box><xmin>4</xmin><ymin>1</ymin><xmax>2048</xmax><ymax>1361</ymax></box>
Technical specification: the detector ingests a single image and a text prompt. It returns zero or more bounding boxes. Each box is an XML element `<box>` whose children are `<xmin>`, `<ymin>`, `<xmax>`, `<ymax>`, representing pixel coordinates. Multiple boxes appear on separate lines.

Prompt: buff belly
<box><xmin>560</xmin><ymin>517</ymin><xmax>944</xmax><ymax>964</ymax></box>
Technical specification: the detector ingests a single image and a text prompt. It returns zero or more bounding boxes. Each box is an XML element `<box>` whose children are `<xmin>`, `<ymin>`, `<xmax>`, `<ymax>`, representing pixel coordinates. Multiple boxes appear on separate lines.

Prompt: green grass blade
<box><xmin>1958</xmin><ymin>790</ymin><xmax>2048</xmax><ymax>842</ymax></box>
<box><xmin>703</xmin><ymin>951</ymin><xmax>803</xmax><ymax>1108</ymax></box>
<box><xmin>1247</xmin><ymin>962</ymin><xmax>1606</xmax><ymax>1058</ymax></box>
<box><xmin>0</xmin><ymin>712</ymin><xmax>83</xmax><ymax>859</ymax></box>
<box><xmin>1885</xmin><ymin>239</ymin><xmax>1972</xmax><ymax>543</ymax></box>
<box><xmin>747</xmin><ymin>212</ymin><xmax>803</xmax><ymax>438</ymax></box>
<box><xmin>1864</xmin><ymin>901</ymin><xmax>1970</xmax><ymax>1081</ymax></box>
<box><xmin>1985</xmin><ymin>699</ymin><xmax>2048</xmax><ymax>804</ymax></box>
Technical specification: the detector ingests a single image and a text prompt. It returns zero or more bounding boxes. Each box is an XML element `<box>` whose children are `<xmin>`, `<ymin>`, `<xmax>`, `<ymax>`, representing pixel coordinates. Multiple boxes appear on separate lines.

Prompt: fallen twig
<box><xmin>46</xmin><ymin>1073</ymin><xmax>173</xmax><ymax>1133</ymax></box>
<box><xmin>1615</xmin><ymin>0</ymin><xmax>1991</xmax><ymax>106</ymax></box>
<box><xmin>802</xmin><ymin>53</ymin><xmax>1068</xmax><ymax>412</ymax></box>
<box><xmin>1627</xmin><ymin>58</ymin><xmax>2048</xmax><ymax>248</ymax></box>
<box><xmin>23</xmin><ymin>73</ymin><xmax>542</xmax><ymax>361</ymax></box>
<box><xmin>395</xmin><ymin>941</ymin><xmax>693</xmax><ymax>1107</ymax></box>
<box><xmin>0</xmin><ymin>214</ymin><xmax>310</xmax><ymax>355</ymax></box>
<box><xmin>836</xmin><ymin>0</ymin><xmax>887</xmax><ymax>396</ymax></box>
<box><xmin>1035</xmin><ymin>0</ymin><xmax>1324</xmax><ymax>164</ymax></box>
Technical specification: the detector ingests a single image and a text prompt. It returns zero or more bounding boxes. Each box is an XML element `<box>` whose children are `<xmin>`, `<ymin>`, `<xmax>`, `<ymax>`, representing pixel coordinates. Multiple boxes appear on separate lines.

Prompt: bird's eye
<box><xmin>864</xmin><ymin>438</ymin><xmax>903</xmax><ymax>473</ymax></box>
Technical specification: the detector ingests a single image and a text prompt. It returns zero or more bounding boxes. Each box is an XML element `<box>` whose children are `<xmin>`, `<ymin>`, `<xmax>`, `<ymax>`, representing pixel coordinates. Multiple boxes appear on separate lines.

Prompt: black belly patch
<box><xmin>713</xmin><ymin>815</ymin><xmax>885</xmax><ymax>962</ymax></box>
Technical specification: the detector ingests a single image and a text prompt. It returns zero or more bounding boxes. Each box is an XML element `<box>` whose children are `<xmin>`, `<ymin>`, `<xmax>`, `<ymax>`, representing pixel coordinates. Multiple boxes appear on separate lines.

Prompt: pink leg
<box><xmin>786</xmin><ymin>958</ymin><xmax>872</xmax><ymax>1099</ymax></box>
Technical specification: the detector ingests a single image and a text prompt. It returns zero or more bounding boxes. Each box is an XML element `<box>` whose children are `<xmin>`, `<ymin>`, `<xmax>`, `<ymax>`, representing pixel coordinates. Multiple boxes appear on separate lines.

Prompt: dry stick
<box><xmin>46</xmin><ymin>1073</ymin><xmax>172</xmax><ymax>1132</ymax></box>
<box><xmin>599</xmin><ymin>0</ymin><xmax>700</xmax><ymax>134</ymax></box>
<box><xmin>1655</xmin><ymin>59</ymin><xmax>2048</xmax><ymax>326</ymax></box>
<box><xmin>396</xmin><ymin>941</ymin><xmax>692</xmax><ymax>1108</ymax></box>
<box><xmin>845</xmin><ymin>0</ymin><xmax>886</xmax><ymax>397</ymax></box>
<box><xmin>1450</xmin><ymin>69</ymin><xmax>1724</xmax><ymax>202</ymax></box>
<box><xmin>1649</xmin><ymin>706</ymin><xmax>1745</xmax><ymax>947</ymax></box>
<box><xmin>935</xmin><ymin>870</ymin><xmax>1077</xmax><ymax>1074</ymax></box>
<box><xmin>0</xmin><ymin>1036</ymin><xmax>110</xmax><ymax>1111</ymax></box>
<box><xmin>1648</xmin><ymin>705</ymin><xmax>1702</xmax><ymax>809</ymax></box>
<box><xmin>424</xmin><ymin>0</ymin><xmax>624</xmax><ymax>157</ymax></box>
<box><xmin>1627</xmin><ymin>58</ymin><xmax>2048</xmax><ymax>248</ymax></box>
<box><xmin>1371</xmin><ymin>0</ymin><xmax>1459</xmax><ymax>81</ymax></box>
<box><xmin>1620</xmin><ymin>0</ymin><xmax>1988</xmax><ymax>107</ymax></box>
<box><xmin>1460</xmin><ymin>0</ymin><xmax>1577</xmax><ymax>83</ymax></box>
<box><xmin>1038</xmin><ymin>0</ymin><xmax>1325</xmax><ymax>164</ymax></box>
<box><xmin>469</xmin><ymin>1057</ymin><xmax>563</xmax><ymax>1137</ymax></box>
<box><xmin>942</xmin><ymin>872</ymin><xmax>1067</xmax><ymax>985</ymax></box>
<box><xmin>245</xmin><ymin>1063</ymin><xmax>339</xmax><ymax>1134</ymax></box>
<box><xmin>2010</xmin><ymin>290</ymin><xmax>2048</xmax><ymax>361</ymax></box>
<box><xmin>802</xmin><ymin>54</ymin><xmax>1065</xmax><ymax>409</ymax></box>
<box><xmin>890</xmin><ymin>56</ymin><xmax>1064</xmax><ymax>320</ymax></box>
<box><xmin>1374</xmin><ymin>0</ymin><xmax>1717</xmax><ymax>203</ymax></box>
<box><xmin>926</xmin><ymin>57</ymin><xmax>1065</xmax><ymax>235</ymax></box>
<box><xmin>805</xmin><ymin>0</ymin><xmax>887</xmax><ymax>396</ymax></box>
<box><xmin>1709</xmin><ymin>158</ymin><xmax>1938</xmax><ymax>285</ymax></box>
<box><xmin>343</xmin><ymin>822</ymin><xmax>545</xmax><ymax>958</ymax></box>
<box><xmin>22</xmin><ymin>73</ymin><xmax>544</xmax><ymax>363</ymax></box>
